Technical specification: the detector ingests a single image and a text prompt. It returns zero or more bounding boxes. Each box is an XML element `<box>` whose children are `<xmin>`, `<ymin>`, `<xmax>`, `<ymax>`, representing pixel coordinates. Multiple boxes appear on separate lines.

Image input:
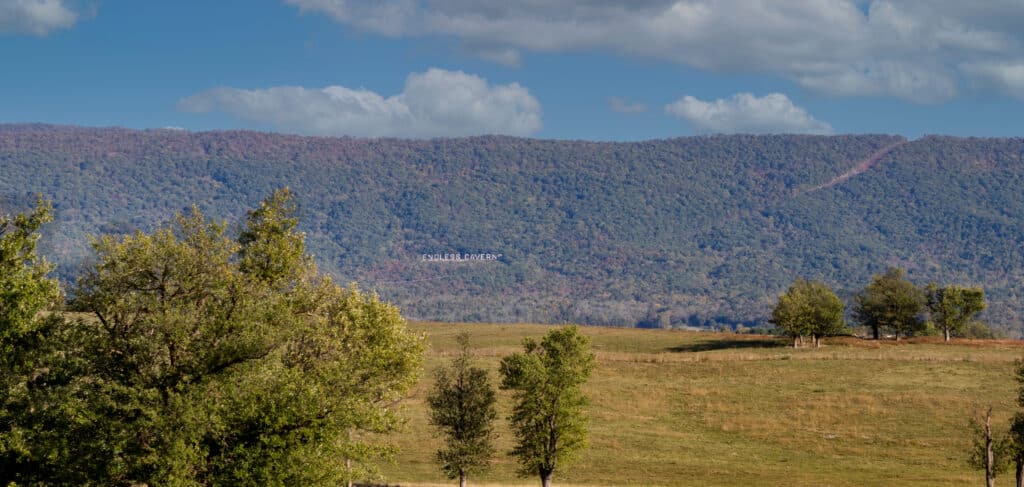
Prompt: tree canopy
<box><xmin>0</xmin><ymin>197</ymin><xmax>59</xmax><ymax>350</ymax></box>
<box><xmin>770</xmin><ymin>279</ymin><xmax>845</xmax><ymax>347</ymax></box>
<box><xmin>0</xmin><ymin>198</ymin><xmax>66</xmax><ymax>482</ymax></box>
<box><xmin>854</xmin><ymin>267</ymin><xmax>926</xmax><ymax>341</ymax></box>
<box><xmin>0</xmin><ymin>189</ymin><xmax>424</xmax><ymax>486</ymax></box>
<box><xmin>926</xmin><ymin>283</ymin><xmax>987</xmax><ymax>341</ymax></box>
<box><xmin>500</xmin><ymin>325</ymin><xmax>595</xmax><ymax>487</ymax></box>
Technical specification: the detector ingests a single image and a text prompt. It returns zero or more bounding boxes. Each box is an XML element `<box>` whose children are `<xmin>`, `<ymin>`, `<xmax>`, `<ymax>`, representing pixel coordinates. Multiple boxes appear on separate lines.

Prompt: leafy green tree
<box><xmin>771</xmin><ymin>287</ymin><xmax>811</xmax><ymax>348</ymax></box>
<box><xmin>770</xmin><ymin>279</ymin><xmax>845</xmax><ymax>348</ymax></box>
<box><xmin>854</xmin><ymin>267</ymin><xmax>925</xmax><ymax>341</ymax></box>
<box><xmin>6</xmin><ymin>191</ymin><xmax>423</xmax><ymax>485</ymax></box>
<box><xmin>427</xmin><ymin>332</ymin><xmax>498</xmax><ymax>487</ymax></box>
<box><xmin>0</xmin><ymin>198</ymin><xmax>70</xmax><ymax>483</ymax></box>
<box><xmin>0</xmin><ymin>198</ymin><xmax>59</xmax><ymax>352</ymax></box>
<box><xmin>926</xmin><ymin>283</ymin><xmax>987</xmax><ymax>342</ymax></box>
<box><xmin>238</xmin><ymin>186</ymin><xmax>309</xmax><ymax>285</ymax></box>
<box><xmin>500</xmin><ymin>325</ymin><xmax>595</xmax><ymax>487</ymax></box>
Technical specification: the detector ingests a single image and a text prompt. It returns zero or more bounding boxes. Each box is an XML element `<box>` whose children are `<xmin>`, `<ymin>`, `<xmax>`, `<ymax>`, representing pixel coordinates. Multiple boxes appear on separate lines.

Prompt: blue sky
<box><xmin>2</xmin><ymin>0</ymin><xmax>1024</xmax><ymax>140</ymax></box>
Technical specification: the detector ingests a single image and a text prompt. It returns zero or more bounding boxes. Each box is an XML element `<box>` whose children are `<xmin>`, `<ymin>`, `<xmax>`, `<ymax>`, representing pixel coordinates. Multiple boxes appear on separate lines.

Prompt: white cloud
<box><xmin>472</xmin><ymin>46</ymin><xmax>522</xmax><ymax>67</ymax></box>
<box><xmin>0</xmin><ymin>0</ymin><xmax>79</xmax><ymax>35</ymax></box>
<box><xmin>665</xmin><ymin>93</ymin><xmax>833</xmax><ymax>135</ymax></box>
<box><xmin>179</xmin><ymin>68</ymin><xmax>542</xmax><ymax>138</ymax></box>
<box><xmin>608</xmin><ymin>96</ymin><xmax>647</xmax><ymax>114</ymax></box>
<box><xmin>284</xmin><ymin>0</ymin><xmax>1024</xmax><ymax>103</ymax></box>
<box><xmin>963</xmin><ymin>61</ymin><xmax>1024</xmax><ymax>100</ymax></box>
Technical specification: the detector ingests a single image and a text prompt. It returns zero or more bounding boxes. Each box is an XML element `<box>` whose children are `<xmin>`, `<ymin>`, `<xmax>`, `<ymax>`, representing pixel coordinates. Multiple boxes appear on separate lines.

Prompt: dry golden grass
<box><xmin>377</xmin><ymin>322</ymin><xmax>1023</xmax><ymax>486</ymax></box>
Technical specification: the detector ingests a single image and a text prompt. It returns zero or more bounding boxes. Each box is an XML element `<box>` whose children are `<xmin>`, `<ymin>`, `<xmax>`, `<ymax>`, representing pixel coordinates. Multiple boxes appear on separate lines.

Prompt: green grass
<box><xmin>379</xmin><ymin>322</ymin><xmax>1024</xmax><ymax>486</ymax></box>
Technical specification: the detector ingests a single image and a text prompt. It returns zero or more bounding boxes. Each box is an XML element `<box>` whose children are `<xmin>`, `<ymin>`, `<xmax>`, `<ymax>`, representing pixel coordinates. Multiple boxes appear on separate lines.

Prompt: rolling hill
<box><xmin>2</xmin><ymin>124</ymin><xmax>1023</xmax><ymax>333</ymax></box>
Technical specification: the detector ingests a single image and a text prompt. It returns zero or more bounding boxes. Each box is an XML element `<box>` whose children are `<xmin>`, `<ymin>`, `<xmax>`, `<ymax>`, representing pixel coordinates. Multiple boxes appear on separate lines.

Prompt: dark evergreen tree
<box><xmin>427</xmin><ymin>332</ymin><xmax>498</xmax><ymax>487</ymax></box>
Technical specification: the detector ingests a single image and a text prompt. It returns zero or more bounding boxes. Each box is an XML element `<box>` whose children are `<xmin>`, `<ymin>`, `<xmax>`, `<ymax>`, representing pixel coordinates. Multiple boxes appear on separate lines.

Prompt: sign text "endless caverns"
<box><xmin>421</xmin><ymin>253</ymin><xmax>503</xmax><ymax>262</ymax></box>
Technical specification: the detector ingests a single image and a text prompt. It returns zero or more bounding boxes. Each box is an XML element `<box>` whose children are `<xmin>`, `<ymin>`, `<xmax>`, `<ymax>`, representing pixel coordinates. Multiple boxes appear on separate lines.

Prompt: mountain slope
<box><xmin>2</xmin><ymin>125</ymin><xmax>1022</xmax><ymax>332</ymax></box>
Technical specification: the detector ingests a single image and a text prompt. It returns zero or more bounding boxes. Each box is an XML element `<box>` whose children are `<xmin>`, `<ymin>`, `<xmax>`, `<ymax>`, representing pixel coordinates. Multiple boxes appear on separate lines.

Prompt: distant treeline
<box><xmin>2</xmin><ymin>124</ymin><xmax>1024</xmax><ymax>334</ymax></box>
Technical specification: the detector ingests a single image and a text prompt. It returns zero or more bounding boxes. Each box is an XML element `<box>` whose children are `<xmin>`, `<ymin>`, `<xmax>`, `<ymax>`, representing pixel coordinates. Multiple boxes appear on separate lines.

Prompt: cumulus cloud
<box><xmin>665</xmin><ymin>93</ymin><xmax>833</xmax><ymax>135</ymax></box>
<box><xmin>608</xmin><ymin>97</ymin><xmax>647</xmax><ymax>114</ymax></box>
<box><xmin>179</xmin><ymin>68</ymin><xmax>542</xmax><ymax>138</ymax></box>
<box><xmin>963</xmin><ymin>61</ymin><xmax>1024</xmax><ymax>100</ymax></box>
<box><xmin>0</xmin><ymin>0</ymin><xmax>79</xmax><ymax>35</ymax></box>
<box><xmin>284</xmin><ymin>0</ymin><xmax>1024</xmax><ymax>103</ymax></box>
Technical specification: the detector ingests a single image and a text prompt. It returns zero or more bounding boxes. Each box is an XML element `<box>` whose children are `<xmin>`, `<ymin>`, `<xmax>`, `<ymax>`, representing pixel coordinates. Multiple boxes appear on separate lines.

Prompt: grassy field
<box><xmin>377</xmin><ymin>322</ymin><xmax>1024</xmax><ymax>487</ymax></box>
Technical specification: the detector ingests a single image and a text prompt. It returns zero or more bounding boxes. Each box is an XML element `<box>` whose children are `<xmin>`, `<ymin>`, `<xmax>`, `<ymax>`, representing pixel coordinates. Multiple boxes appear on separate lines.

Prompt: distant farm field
<box><xmin>381</xmin><ymin>322</ymin><xmax>1024</xmax><ymax>486</ymax></box>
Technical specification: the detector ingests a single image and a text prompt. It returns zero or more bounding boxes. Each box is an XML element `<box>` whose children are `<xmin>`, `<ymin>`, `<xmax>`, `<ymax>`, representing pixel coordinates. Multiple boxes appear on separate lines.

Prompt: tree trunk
<box><xmin>798</xmin><ymin>335</ymin><xmax>804</xmax><ymax>347</ymax></box>
<box><xmin>541</xmin><ymin>468</ymin><xmax>553</xmax><ymax>487</ymax></box>
<box><xmin>986</xmin><ymin>407</ymin><xmax>996</xmax><ymax>487</ymax></box>
<box><xmin>872</xmin><ymin>325</ymin><xmax>879</xmax><ymax>340</ymax></box>
<box><xmin>1016</xmin><ymin>458</ymin><xmax>1022</xmax><ymax>487</ymax></box>
<box><xmin>460</xmin><ymin>472</ymin><xmax>467</xmax><ymax>487</ymax></box>
<box><xmin>345</xmin><ymin>429</ymin><xmax>353</xmax><ymax>487</ymax></box>
<box><xmin>944</xmin><ymin>328</ymin><xmax>951</xmax><ymax>342</ymax></box>
<box><xmin>895</xmin><ymin>331</ymin><xmax>900</xmax><ymax>342</ymax></box>
<box><xmin>813</xmin><ymin>334</ymin><xmax>821</xmax><ymax>348</ymax></box>
<box><xmin>793</xmin><ymin>336</ymin><xmax>799</xmax><ymax>348</ymax></box>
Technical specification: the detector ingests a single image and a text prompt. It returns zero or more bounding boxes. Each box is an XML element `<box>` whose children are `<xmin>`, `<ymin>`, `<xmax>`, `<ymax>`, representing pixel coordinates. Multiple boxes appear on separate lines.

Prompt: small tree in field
<box><xmin>427</xmin><ymin>332</ymin><xmax>498</xmax><ymax>487</ymax></box>
<box><xmin>854</xmin><ymin>267</ymin><xmax>925</xmax><ymax>341</ymax></box>
<box><xmin>969</xmin><ymin>407</ymin><xmax>1008</xmax><ymax>487</ymax></box>
<box><xmin>770</xmin><ymin>279</ymin><xmax>845</xmax><ymax>348</ymax></box>
<box><xmin>500</xmin><ymin>326</ymin><xmax>595</xmax><ymax>487</ymax></box>
<box><xmin>926</xmin><ymin>283</ymin><xmax>987</xmax><ymax>342</ymax></box>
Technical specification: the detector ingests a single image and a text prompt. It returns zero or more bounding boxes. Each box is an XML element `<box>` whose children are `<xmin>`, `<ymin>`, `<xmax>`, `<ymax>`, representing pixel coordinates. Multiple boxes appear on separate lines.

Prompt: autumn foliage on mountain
<box><xmin>2</xmin><ymin>124</ymin><xmax>1023</xmax><ymax>333</ymax></box>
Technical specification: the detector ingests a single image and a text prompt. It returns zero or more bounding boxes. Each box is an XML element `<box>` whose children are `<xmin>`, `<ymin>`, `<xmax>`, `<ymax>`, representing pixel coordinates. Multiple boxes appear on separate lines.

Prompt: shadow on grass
<box><xmin>668</xmin><ymin>338</ymin><xmax>787</xmax><ymax>353</ymax></box>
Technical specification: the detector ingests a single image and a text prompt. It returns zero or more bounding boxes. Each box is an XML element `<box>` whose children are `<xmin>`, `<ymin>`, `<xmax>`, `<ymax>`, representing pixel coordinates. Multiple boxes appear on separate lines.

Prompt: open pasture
<box><xmin>382</xmin><ymin>322</ymin><xmax>1024</xmax><ymax>486</ymax></box>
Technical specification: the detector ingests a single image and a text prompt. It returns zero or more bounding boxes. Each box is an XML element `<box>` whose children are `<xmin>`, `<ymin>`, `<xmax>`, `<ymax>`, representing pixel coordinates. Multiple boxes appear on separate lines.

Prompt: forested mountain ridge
<box><xmin>3</xmin><ymin>124</ymin><xmax>1023</xmax><ymax>333</ymax></box>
